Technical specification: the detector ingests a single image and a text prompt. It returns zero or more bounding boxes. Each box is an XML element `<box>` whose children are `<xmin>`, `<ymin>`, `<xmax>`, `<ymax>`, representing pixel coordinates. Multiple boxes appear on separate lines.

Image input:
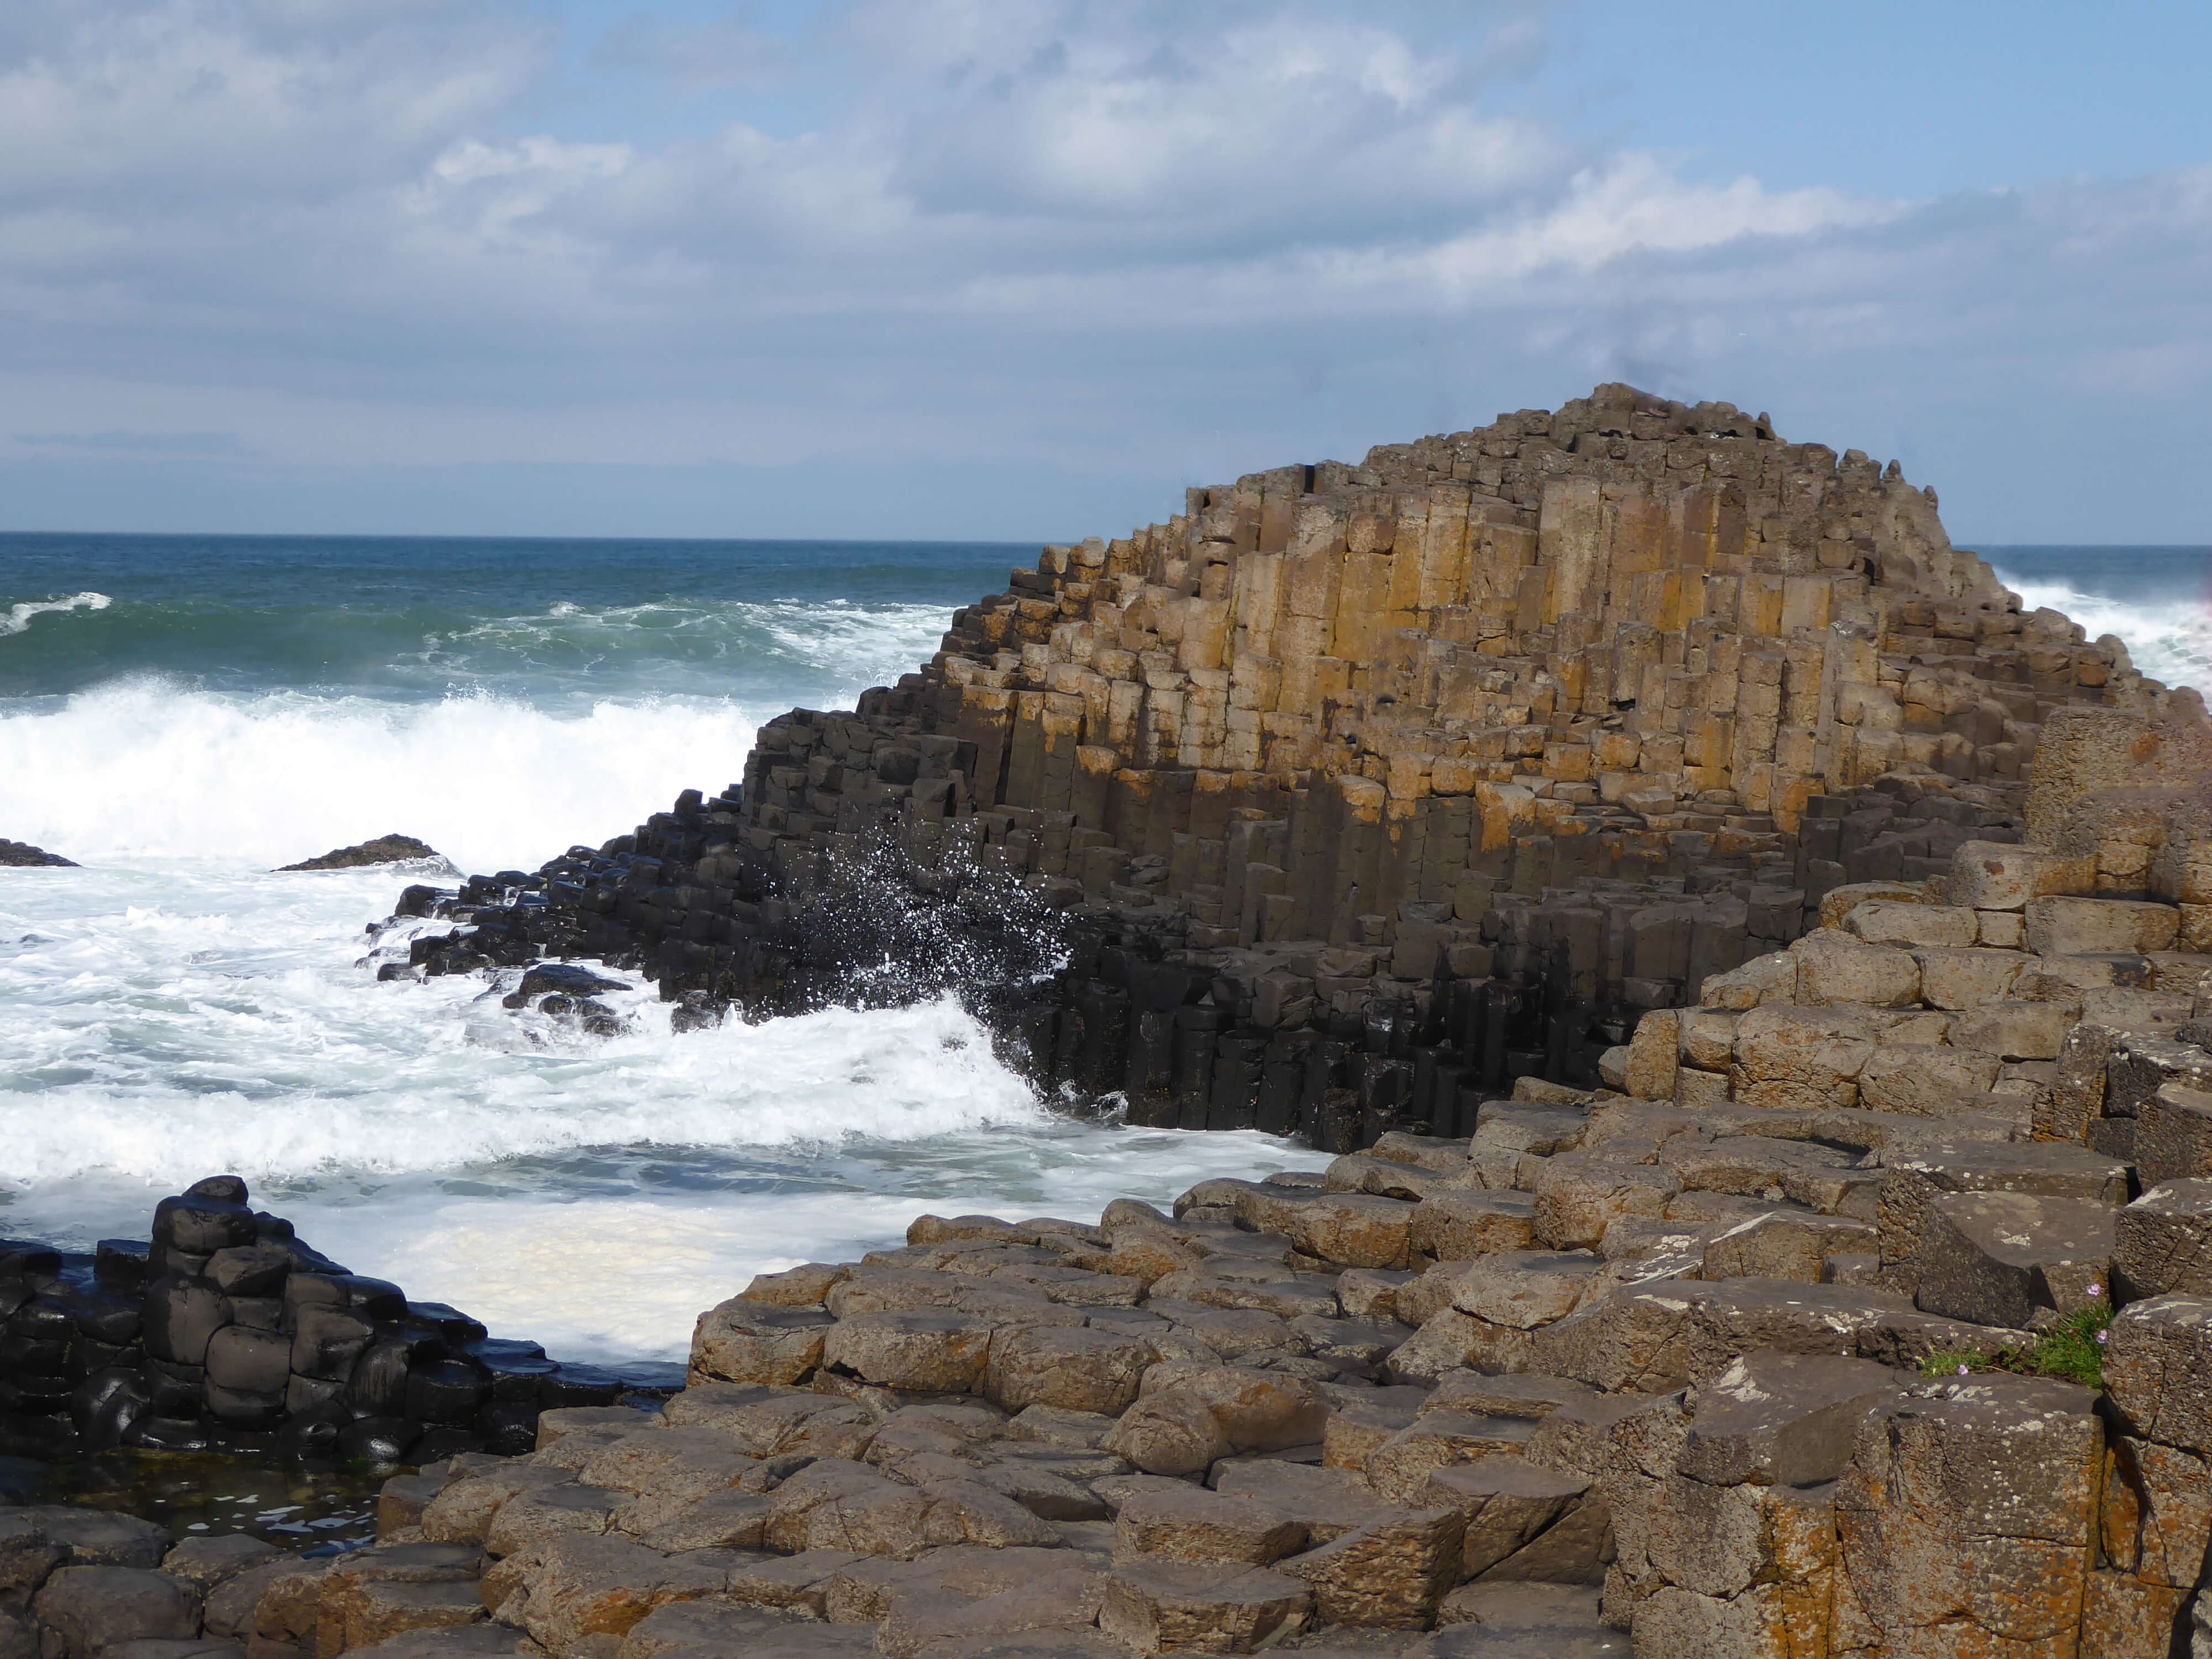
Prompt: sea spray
<box><xmin>0</xmin><ymin>680</ymin><xmax>763</xmax><ymax>870</ymax></box>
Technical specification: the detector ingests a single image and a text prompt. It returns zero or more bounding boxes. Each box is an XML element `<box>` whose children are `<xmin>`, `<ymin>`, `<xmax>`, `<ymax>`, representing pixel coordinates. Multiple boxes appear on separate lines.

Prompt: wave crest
<box><xmin>1</xmin><ymin>591</ymin><xmax>111</xmax><ymax>638</ymax></box>
<box><xmin>1998</xmin><ymin>574</ymin><xmax>2210</xmax><ymax>692</ymax></box>
<box><xmin>0</xmin><ymin>679</ymin><xmax>759</xmax><ymax>870</ymax></box>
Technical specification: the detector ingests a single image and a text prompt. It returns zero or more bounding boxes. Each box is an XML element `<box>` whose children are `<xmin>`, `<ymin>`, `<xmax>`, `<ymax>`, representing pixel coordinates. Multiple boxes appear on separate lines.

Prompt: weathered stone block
<box><xmin>1681</xmin><ymin>1351</ymin><xmax>1904</xmax><ymax>1488</ymax></box>
<box><xmin>688</xmin><ymin>1299</ymin><xmax>832</xmax><ymax>1387</ymax></box>
<box><xmin>985</xmin><ymin>1326</ymin><xmax>1154</xmax><ymax>1416</ymax></box>
<box><xmin>2107</xmin><ymin>1296</ymin><xmax>2212</xmax><ymax>1453</ymax></box>
<box><xmin>2026</xmin><ymin>896</ymin><xmax>2181</xmax><ymax>957</ymax></box>
<box><xmin>1856</xmin><ymin>1043</ymin><xmax>2002</xmax><ymax>1114</ymax></box>
<box><xmin>31</xmin><ymin>1565</ymin><xmax>200</xmax><ymax>1651</ymax></box>
<box><xmin>1875</xmin><ymin>1139</ymin><xmax>2129</xmax><ymax>1292</ymax></box>
<box><xmin>1281</xmin><ymin>1194</ymin><xmax>1415</xmax><ymax>1269</ymax></box>
<box><xmin>1835</xmin><ymin>1375</ymin><xmax>2103</xmax><ymax>1657</ymax></box>
<box><xmin>1948</xmin><ymin>999</ymin><xmax>2075</xmax><ymax>1062</ymax></box>
<box><xmin>1792</xmin><ymin>929</ymin><xmax>1921</xmax><ymax>1008</ymax></box>
<box><xmin>2115</xmin><ymin>1179</ymin><xmax>2212</xmax><ymax>1300</ymax></box>
<box><xmin>1699</xmin><ymin>1210</ymin><xmax>1876</xmax><ymax>1284</ymax></box>
<box><xmin>1112</xmin><ymin>1486</ymin><xmax>1308</xmax><ymax>1566</ymax></box>
<box><xmin>2137</xmin><ymin>1082</ymin><xmax>2212</xmax><ymax>1188</ymax></box>
<box><xmin>1108</xmin><ymin>1366</ymin><xmax>1325</xmax><ymax>1476</ymax></box>
<box><xmin>1422</xmin><ymin>1456</ymin><xmax>1598</xmax><ymax>1581</ymax></box>
<box><xmin>1409</xmin><ymin>1190</ymin><xmax>1538</xmax><ymax>1260</ymax></box>
<box><xmin>1915</xmin><ymin>1191</ymin><xmax>2115</xmax><ymax>1327</ymax></box>
<box><xmin>1624</xmin><ymin>1010</ymin><xmax>1679</xmax><ymax>1101</ymax></box>
<box><xmin>2107</xmin><ymin>1036</ymin><xmax>2212</xmax><ymax>1117</ymax></box>
<box><xmin>1449</xmin><ymin>1251</ymin><xmax>1602</xmax><ymax>1330</ymax></box>
<box><xmin>823</xmin><ymin>1310</ymin><xmax>995</xmax><ymax>1393</ymax></box>
<box><xmin>1531</xmin><ymin>1157</ymin><xmax>1679</xmax><ymax>1250</ymax></box>
<box><xmin>1730</xmin><ymin>1005</ymin><xmax>1875</xmax><ymax>1111</ymax></box>
<box><xmin>1278</xmin><ymin>1506</ymin><xmax>1466</xmax><ymax>1628</ymax></box>
<box><xmin>1913</xmin><ymin>946</ymin><xmax>2027</xmax><ymax>1010</ymax></box>
<box><xmin>1846</xmin><ymin>901</ymin><xmax>1978</xmax><ymax>949</ymax></box>
<box><xmin>1948</xmin><ymin>841</ymin><xmax>2053</xmax><ymax>911</ymax></box>
<box><xmin>1364</xmin><ymin>1413</ymin><xmax>1539</xmax><ymax>1505</ymax></box>
<box><xmin>1097</xmin><ymin>1560</ymin><xmax>1309</xmax><ymax>1654</ymax></box>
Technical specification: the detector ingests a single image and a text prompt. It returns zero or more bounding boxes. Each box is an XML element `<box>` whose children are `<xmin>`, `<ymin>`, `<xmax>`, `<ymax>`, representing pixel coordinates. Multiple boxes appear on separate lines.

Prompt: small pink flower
<box><xmin>2087</xmin><ymin>1283</ymin><xmax>2101</xmax><ymax>1299</ymax></box>
<box><xmin>2097</xmin><ymin>1330</ymin><xmax>2109</xmax><ymax>1345</ymax></box>
<box><xmin>1956</xmin><ymin>1363</ymin><xmax>1969</xmax><ymax>1376</ymax></box>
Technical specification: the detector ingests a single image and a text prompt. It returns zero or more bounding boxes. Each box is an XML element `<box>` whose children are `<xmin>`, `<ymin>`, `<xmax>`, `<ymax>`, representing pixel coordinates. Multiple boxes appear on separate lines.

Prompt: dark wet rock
<box><xmin>516</xmin><ymin>963</ymin><xmax>627</xmax><ymax>999</ymax></box>
<box><xmin>277</xmin><ymin>834</ymin><xmax>450</xmax><ymax>873</ymax></box>
<box><xmin>0</xmin><ymin>842</ymin><xmax>73</xmax><ymax>869</ymax></box>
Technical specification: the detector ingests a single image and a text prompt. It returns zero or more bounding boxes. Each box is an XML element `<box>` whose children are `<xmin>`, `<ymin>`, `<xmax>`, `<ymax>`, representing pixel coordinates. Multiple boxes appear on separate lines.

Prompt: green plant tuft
<box><xmin>1916</xmin><ymin>1300</ymin><xmax>2113</xmax><ymax>1389</ymax></box>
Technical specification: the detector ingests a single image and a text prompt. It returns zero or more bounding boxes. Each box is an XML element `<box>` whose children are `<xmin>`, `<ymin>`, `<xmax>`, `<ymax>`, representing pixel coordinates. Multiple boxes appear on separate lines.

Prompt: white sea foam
<box><xmin>0</xmin><ymin>590</ymin><xmax>111</xmax><ymax>636</ymax></box>
<box><xmin>1998</xmin><ymin>574</ymin><xmax>2211</xmax><ymax>692</ymax></box>
<box><xmin>0</xmin><ymin>865</ymin><xmax>1030</xmax><ymax>1184</ymax></box>
<box><xmin>0</xmin><ymin>861</ymin><xmax>1321</xmax><ymax>1357</ymax></box>
<box><xmin>292</xmin><ymin>1128</ymin><xmax>1311</xmax><ymax>1361</ymax></box>
<box><xmin>0</xmin><ymin>681</ymin><xmax>761</xmax><ymax>872</ymax></box>
<box><xmin>0</xmin><ymin>581</ymin><xmax>1316</xmax><ymax>1362</ymax></box>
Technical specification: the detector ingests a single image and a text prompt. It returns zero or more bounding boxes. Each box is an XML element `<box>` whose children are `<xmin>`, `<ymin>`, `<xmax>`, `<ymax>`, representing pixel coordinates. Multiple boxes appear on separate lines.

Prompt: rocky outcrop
<box><xmin>281</xmin><ymin>834</ymin><xmax>450</xmax><ymax>873</ymax></box>
<box><xmin>0</xmin><ymin>839</ymin><xmax>75</xmax><ymax>867</ymax></box>
<box><xmin>378</xmin><ymin>384</ymin><xmax>2202</xmax><ymax>1152</ymax></box>
<box><xmin>74</xmin><ymin>979</ymin><xmax>2212</xmax><ymax>1659</ymax></box>
<box><xmin>9</xmin><ymin>745</ymin><xmax>2212</xmax><ymax>1653</ymax></box>
<box><xmin>0</xmin><ymin>1178</ymin><xmax>676</xmax><ymax>1468</ymax></box>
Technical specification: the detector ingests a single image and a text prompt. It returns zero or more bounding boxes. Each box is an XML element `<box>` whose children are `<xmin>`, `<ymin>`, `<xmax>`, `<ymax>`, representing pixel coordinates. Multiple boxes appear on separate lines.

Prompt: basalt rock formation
<box><xmin>383</xmin><ymin>384</ymin><xmax>2201</xmax><ymax>1156</ymax></box>
<box><xmin>0</xmin><ymin>838</ymin><xmax>75</xmax><ymax>867</ymax></box>
<box><xmin>79</xmin><ymin>846</ymin><xmax>2212</xmax><ymax>1659</ymax></box>
<box><xmin>9</xmin><ymin>396</ymin><xmax>2212</xmax><ymax>1655</ymax></box>
<box><xmin>281</xmin><ymin>834</ymin><xmax>452</xmax><ymax>873</ymax></box>
<box><xmin>0</xmin><ymin>1178</ymin><xmax>676</xmax><ymax>1471</ymax></box>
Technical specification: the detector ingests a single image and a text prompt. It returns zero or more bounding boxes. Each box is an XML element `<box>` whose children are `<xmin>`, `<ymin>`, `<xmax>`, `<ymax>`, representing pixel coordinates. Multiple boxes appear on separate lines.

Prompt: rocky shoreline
<box><xmin>6</xmin><ymin>384</ymin><xmax>2211</xmax><ymax>1657</ymax></box>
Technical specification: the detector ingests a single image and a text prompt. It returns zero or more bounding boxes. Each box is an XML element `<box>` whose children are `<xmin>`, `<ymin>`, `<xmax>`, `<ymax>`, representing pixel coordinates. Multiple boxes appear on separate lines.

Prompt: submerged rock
<box><xmin>278</xmin><ymin>834</ymin><xmax>451</xmax><ymax>873</ymax></box>
<box><xmin>0</xmin><ymin>839</ymin><xmax>75</xmax><ymax>867</ymax></box>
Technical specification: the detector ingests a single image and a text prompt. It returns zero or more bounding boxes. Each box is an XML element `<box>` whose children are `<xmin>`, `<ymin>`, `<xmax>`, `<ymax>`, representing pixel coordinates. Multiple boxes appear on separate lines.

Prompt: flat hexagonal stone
<box><xmin>1680</xmin><ymin>1351</ymin><xmax>1906</xmax><ymax>1487</ymax></box>
<box><xmin>1099</xmin><ymin>1559</ymin><xmax>1310</xmax><ymax>1654</ymax></box>
<box><xmin>1111</xmin><ymin>1485</ymin><xmax>1308</xmax><ymax>1566</ymax></box>
<box><xmin>1915</xmin><ymin>1191</ymin><xmax>2116</xmax><ymax>1328</ymax></box>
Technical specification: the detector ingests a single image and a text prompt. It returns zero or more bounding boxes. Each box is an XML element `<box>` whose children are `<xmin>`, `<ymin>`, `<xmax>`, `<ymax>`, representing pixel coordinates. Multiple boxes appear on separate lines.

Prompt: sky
<box><xmin>1</xmin><ymin>1</ymin><xmax>2207</xmax><ymax>543</ymax></box>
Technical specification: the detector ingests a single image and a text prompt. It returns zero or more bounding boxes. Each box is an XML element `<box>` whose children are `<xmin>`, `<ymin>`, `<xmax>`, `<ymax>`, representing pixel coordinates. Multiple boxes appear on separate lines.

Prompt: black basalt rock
<box><xmin>93</xmin><ymin>1240</ymin><xmax>151</xmax><ymax>1296</ymax></box>
<box><xmin>205</xmin><ymin>1324</ymin><xmax>291</xmax><ymax>1397</ymax></box>
<box><xmin>339</xmin><ymin>1416</ymin><xmax>419</xmax><ymax>1464</ymax></box>
<box><xmin>153</xmin><ymin>1194</ymin><xmax>256</xmax><ymax>1257</ymax></box>
<box><xmin>71</xmin><ymin>1367</ymin><xmax>148</xmax><ymax>1452</ymax></box>
<box><xmin>141</xmin><ymin>1277</ymin><xmax>229</xmax><ymax>1366</ymax></box>
<box><xmin>205</xmin><ymin>1243</ymin><xmax>291</xmax><ymax>1298</ymax></box>
<box><xmin>476</xmin><ymin>1402</ymin><xmax>540</xmax><ymax>1456</ymax></box>
<box><xmin>143</xmin><ymin>1358</ymin><xmax>204</xmax><ymax>1418</ymax></box>
<box><xmin>345</xmin><ymin>1335</ymin><xmax>421</xmax><ymax>1419</ymax></box>
<box><xmin>0</xmin><ymin>839</ymin><xmax>75</xmax><ymax>867</ymax></box>
<box><xmin>0</xmin><ymin>1180</ymin><xmax>660</xmax><ymax>1475</ymax></box>
<box><xmin>404</xmin><ymin>1357</ymin><xmax>491</xmax><ymax>1426</ymax></box>
<box><xmin>288</xmin><ymin>1304</ymin><xmax>374</xmax><ymax>1384</ymax></box>
<box><xmin>277</xmin><ymin>834</ymin><xmax>449</xmax><ymax>873</ymax></box>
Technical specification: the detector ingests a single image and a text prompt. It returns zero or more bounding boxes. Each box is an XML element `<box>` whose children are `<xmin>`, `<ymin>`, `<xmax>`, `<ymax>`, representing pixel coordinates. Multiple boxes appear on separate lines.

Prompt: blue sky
<box><xmin>1</xmin><ymin>1</ymin><xmax>2207</xmax><ymax>541</ymax></box>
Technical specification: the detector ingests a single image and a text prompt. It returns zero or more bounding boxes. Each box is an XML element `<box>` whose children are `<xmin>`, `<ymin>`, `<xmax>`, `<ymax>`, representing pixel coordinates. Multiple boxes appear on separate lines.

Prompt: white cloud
<box><xmin>0</xmin><ymin>1</ymin><xmax>2205</xmax><ymax>541</ymax></box>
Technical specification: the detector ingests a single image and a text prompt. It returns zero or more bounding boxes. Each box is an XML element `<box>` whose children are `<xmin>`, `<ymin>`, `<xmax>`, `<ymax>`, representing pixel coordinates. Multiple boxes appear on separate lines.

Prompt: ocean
<box><xmin>1</xmin><ymin>534</ymin><xmax>2205</xmax><ymax>1363</ymax></box>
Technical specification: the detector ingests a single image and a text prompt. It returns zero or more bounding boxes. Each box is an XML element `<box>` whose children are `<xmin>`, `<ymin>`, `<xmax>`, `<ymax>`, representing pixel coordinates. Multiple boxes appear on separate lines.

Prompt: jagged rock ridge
<box><xmin>385</xmin><ymin>384</ymin><xmax>2202</xmax><ymax>1149</ymax></box>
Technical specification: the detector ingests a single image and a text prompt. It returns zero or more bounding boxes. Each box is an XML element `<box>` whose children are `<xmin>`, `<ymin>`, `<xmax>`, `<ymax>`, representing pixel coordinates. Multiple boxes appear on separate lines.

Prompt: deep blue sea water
<box><xmin>0</xmin><ymin>533</ymin><xmax>2201</xmax><ymax>1357</ymax></box>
